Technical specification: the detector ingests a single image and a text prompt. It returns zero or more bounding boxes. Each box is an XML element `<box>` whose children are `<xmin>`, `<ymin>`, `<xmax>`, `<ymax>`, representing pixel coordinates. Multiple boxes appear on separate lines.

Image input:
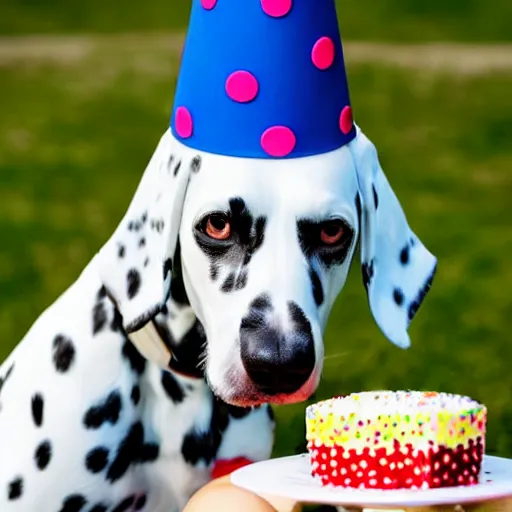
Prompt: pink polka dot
<box><xmin>260</xmin><ymin>0</ymin><xmax>292</xmax><ymax>18</ymax></box>
<box><xmin>339</xmin><ymin>106</ymin><xmax>353</xmax><ymax>135</ymax></box>
<box><xmin>261</xmin><ymin>126</ymin><xmax>296</xmax><ymax>157</ymax></box>
<box><xmin>226</xmin><ymin>71</ymin><xmax>259</xmax><ymax>103</ymax></box>
<box><xmin>201</xmin><ymin>0</ymin><xmax>217</xmax><ymax>9</ymax></box>
<box><xmin>312</xmin><ymin>37</ymin><xmax>335</xmax><ymax>70</ymax></box>
<box><xmin>175</xmin><ymin>107</ymin><xmax>193</xmax><ymax>139</ymax></box>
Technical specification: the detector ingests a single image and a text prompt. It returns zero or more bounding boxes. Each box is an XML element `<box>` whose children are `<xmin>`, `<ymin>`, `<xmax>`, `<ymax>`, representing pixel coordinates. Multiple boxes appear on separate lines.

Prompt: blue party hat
<box><xmin>171</xmin><ymin>0</ymin><xmax>355</xmax><ymax>159</ymax></box>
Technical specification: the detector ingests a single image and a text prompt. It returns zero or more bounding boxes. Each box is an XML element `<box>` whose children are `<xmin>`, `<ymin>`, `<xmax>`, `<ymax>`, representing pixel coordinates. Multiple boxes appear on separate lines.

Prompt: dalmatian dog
<box><xmin>0</xmin><ymin>123</ymin><xmax>436</xmax><ymax>511</ymax></box>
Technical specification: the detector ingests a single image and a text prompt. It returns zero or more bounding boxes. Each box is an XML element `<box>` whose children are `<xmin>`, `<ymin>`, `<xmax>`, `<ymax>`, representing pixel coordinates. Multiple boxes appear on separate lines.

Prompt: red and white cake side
<box><xmin>305</xmin><ymin>391</ymin><xmax>487</xmax><ymax>490</ymax></box>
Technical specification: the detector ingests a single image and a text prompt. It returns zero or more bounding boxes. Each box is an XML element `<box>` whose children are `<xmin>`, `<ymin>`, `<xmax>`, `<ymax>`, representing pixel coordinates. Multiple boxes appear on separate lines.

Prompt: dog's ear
<box><xmin>348</xmin><ymin>125</ymin><xmax>437</xmax><ymax>349</ymax></box>
<box><xmin>96</xmin><ymin>129</ymin><xmax>191</xmax><ymax>335</ymax></box>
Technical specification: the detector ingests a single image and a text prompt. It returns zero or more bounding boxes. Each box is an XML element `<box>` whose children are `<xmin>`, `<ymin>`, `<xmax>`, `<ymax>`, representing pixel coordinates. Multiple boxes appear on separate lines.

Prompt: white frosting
<box><xmin>306</xmin><ymin>390</ymin><xmax>483</xmax><ymax>420</ymax></box>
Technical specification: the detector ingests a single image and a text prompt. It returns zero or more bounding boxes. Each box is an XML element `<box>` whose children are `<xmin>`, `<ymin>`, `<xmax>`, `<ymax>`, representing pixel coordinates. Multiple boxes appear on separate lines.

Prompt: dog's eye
<box><xmin>205</xmin><ymin>214</ymin><xmax>231</xmax><ymax>240</ymax></box>
<box><xmin>319</xmin><ymin>221</ymin><xmax>345</xmax><ymax>245</ymax></box>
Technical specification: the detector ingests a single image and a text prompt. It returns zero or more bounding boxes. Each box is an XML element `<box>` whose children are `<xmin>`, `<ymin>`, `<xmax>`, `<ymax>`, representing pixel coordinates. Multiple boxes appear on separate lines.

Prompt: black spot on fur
<box><xmin>173</xmin><ymin>160</ymin><xmax>182</xmax><ymax>176</ymax></box>
<box><xmin>355</xmin><ymin>193</ymin><xmax>362</xmax><ymax>223</ymax></box>
<box><xmin>190</xmin><ymin>155</ymin><xmax>201</xmax><ymax>174</ymax></box>
<box><xmin>221</xmin><ymin>272</ymin><xmax>236</xmax><ymax>293</ymax></box>
<box><xmin>235</xmin><ymin>271</ymin><xmax>248</xmax><ymax>290</ymax></box>
<box><xmin>7</xmin><ymin>477</ymin><xmax>22</xmax><ymax>500</ymax></box>
<box><xmin>131</xmin><ymin>385</ymin><xmax>141</xmax><ymax>406</ymax></box>
<box><xmin>209</xmin><ymin>264</ymin><xmax>219</xmax><ymax>281</ymax></box>
<box><xmin>122</xmin><ymin>339</ymin><xmax>146</xmax><ymax>375</ymax></box>
<box><xmin>139</xmin><ymin>443</ymin><xmax>159</xmax><ymax>463</ymax></box>
<box><xmin>110</xmin><ymin>307</ymin><xmax>123</xmax><ymax>332</ymax></box>
<box><xmin>52</xmin><ymin>334</ymin><xmax>75</xmax><ymax>373</ymax></box>
<box><xmin>309</xmin><ymin>268</ymin><xmax>324</xmax><ymax>306</ymax></box>
<box><xmin>297</xmin><ymin>218</ymin><xmax>355</xmax><ymax>268</ymax></box>
<box><xmin>408</xmin><ymin>265</ymin><xmax>437</xmax><ymax>322</ymax></box>
<box><xmin>372</xmin><ymin>184</ymin><xmax>379</xmax><ymax>209</ymax></box>
<box><xmin>161</xmin><ymin>371</ymin><xmax>184</xmax><ymax>404</ymax></box>
<box><xmin>214</xmin><ymin>400</ymin><xmax>231</xmax><ymax>434</ymax></box>
<box><xmin>92</xmin><ymin>302</ymin><xmax>107</xmax><ymax>335</ymax></box>
<box><xmin>144</xmin><ymin>257</ymin><xmax>150</xmax><ymax>267</ymax></box>
<box><xmin>181</xmin><ymin>396</ymin><xmax>230</xmax><ymax>466</ymax></box>
<box><xmin>141</xmin><ymin>211</ymin><xmax>148</xmax><ymax>224</ymax></box>
<box><xmin>106</xmin><ymin>422</ymin><xmax>159</xmax><ymax>483</ymax></box>
<box><xmin>362</xmin><ymin>260</ymin><xmax>375</xmax><ymax>291</ymax></box>
<box><xmin>127</xmin><ymin>269</ymin><xmax>141</xmax><ymax>299</ymax></box>
<box><xmin>59</xmin><ymin>494</ymin><xmax>86</xmax><ymax>512</ymax></box>
<box><xmin>31</xmin><ymin>393</ymin><xmax>44</xmax><ymax>427</ymax></box>
<box><xmin>85</xmin><ymin>447</ymin><xmax>109</xmax><ymax>474</ymax></box>
<box><xmin>112</xmin><ymin>496</ymin><xmax>135</xmax><ymax>512</ymax></box>
<box><xmin>393</xmin><ymin>288</ymin><xmax>405</xmax><ymax>306</ymax></box>
<box><xmin>107</xmin><ymin>422</ymin><xmax>142</xmax><ymax>482</ymax></box>
<box><xmin>128</xmin><ymin>221</ymin><xmax>135</xmax><ymax>231</ymax></box>
<box><xmin>252</xmin><ymin>216</ymin><xmax>266</xmax><ymax>253</ymax></box>
<box><xmin>139</xmin><ymin>237</ymin><xmax>146</xmax><ymax>248</ymax></box>
<box><xmin>35</xmin><ymin>440</ymin><xmax>52</xmax><ymax>470</ymax></box>
<box><xmin>84</xmin><ymin>390</ymin><xmax>122</xmax><ymax>429</ymax></box>
<box><xmin>89</xmin><ymin>505</ymin><xmax>108</xmax><ymax>512</ymax></box>
<box><xmin>135</xmin><ymin>494</ymin><xmax>147</xmax><ymax>510</ymax></box>
<box><xmin>150</xmin><ymin>219</ymin><xmax>165</xmax><ymax>234</ymax></box>
<box><xmin>167</xmin><ymin>154</ymin><xmax>174</xmax><ymax>172</ymax></box>
<box><xmin>400</xmin><ymin>245</ymin><xmax>410</xmax><ymax>265</ymax></box>
<box><xmin>118</xmin><ymin>245</ymin><xmax>125</xmax><ymax>258</ymax></box>
<box><xmin>97</xmin><ymin>286</ymin><xmax>107</xmax><ymax>300</ymax></box>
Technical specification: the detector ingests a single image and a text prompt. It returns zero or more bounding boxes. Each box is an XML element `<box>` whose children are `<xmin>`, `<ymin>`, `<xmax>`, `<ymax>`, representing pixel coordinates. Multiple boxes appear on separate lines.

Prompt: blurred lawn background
<box><xmin>1</xmin><ymin>0</ymin><xmax>511</xmax><ymax>462</ymax></box>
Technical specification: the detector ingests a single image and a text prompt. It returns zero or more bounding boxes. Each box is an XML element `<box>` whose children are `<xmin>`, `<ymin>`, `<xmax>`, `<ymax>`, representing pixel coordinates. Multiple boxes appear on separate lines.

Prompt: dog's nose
<box><xmin>240</xmin><ymin>301</ymin><xmax>315</xmax><ymax>395</ymax></box>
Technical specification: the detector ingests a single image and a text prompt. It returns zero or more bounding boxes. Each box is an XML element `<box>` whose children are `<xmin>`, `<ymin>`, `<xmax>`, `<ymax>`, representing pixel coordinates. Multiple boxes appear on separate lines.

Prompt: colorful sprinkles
<box><xmin>305</xmin><ymin>391</ymin><xmax>487</xmax><ymax>490</ymax></box>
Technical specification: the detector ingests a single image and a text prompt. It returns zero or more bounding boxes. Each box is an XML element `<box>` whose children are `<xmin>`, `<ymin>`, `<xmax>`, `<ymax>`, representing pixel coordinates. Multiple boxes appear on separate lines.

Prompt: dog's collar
<box><xmin>105</xmin><ymin>291</ymin><xmax>204</xmax><ymax>380</ymax></box>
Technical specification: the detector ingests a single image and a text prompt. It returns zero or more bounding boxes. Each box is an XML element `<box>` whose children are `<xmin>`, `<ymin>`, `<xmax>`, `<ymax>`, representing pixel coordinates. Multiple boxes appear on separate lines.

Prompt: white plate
<box><xmin>231</xmin><ymin>454</ymin><xmax>512</xmax><ymax>508</ymax></box>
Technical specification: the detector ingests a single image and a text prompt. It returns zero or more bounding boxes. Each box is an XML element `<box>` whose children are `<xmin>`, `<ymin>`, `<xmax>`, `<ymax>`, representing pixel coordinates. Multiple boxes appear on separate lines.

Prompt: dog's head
<box><xmin>97</xmin><ymin>124</ymin><xmax>436</xmax><ymax>406</ymax></box>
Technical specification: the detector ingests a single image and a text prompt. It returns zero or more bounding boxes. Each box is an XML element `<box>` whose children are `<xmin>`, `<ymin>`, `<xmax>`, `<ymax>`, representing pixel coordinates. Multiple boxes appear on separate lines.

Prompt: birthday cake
<box><xmin>306</xmin><ymin>391</ymin><xmax>487</xmax><ymax>490</ymax></box>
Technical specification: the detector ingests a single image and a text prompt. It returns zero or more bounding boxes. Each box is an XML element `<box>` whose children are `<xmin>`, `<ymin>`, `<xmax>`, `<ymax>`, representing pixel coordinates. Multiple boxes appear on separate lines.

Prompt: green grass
<box><xmin>1</xmin><ymin>39</ymin><xmax>511</xmax><ymax>462</ymax></box>
<box><xmin>2</xmin><ymin>0</ymin><xmax>512</xmax><ymax>42</ymax></box>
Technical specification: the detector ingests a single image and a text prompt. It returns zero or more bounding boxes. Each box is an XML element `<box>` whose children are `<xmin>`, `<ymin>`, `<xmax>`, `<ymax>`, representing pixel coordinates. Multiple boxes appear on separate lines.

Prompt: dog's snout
<box><xmin>240</xmin><ymin>300</ymin><xmax>315</xmax><ymax>395</ymax></box>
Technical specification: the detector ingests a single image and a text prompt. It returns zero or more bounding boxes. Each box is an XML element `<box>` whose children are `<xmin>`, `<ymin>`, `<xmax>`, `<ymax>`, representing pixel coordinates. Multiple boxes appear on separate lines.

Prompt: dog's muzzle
<box><xmin>239</xmin><ymin>302</ymin><xmax>316</xmax><ymax>395</ymax></box>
